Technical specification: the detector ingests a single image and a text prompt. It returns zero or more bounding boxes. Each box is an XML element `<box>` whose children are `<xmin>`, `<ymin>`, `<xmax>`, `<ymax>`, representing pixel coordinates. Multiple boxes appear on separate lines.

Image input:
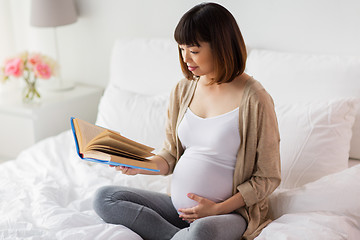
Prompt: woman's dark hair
<box><xmin>174</xmin><ymin>2</ymin><xmax>247</xmax><ymax>84</ymax></box>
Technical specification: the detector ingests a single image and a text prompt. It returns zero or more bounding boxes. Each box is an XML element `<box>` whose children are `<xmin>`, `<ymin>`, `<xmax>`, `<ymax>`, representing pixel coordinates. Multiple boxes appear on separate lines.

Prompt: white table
<box><xmin>0</xmin><ymin>84</ymin><xmax>103</xmax><ymax>159</ymax></box>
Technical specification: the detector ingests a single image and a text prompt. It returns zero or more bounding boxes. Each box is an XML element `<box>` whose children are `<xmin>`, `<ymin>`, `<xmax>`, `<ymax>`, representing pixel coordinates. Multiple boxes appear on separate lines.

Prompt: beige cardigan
<box><xmin>158</xmin><ymin>77</ymin><xmax>281</xmax><ymax>240</ymax></box>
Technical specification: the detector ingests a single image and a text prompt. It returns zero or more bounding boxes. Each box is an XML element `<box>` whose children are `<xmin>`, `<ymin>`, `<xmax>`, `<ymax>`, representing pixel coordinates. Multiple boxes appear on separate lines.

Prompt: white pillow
<box><xmin>246</xmin><ymin>49</ymin><xmax>360</xmax><ymax>102</ymax></box>
<box><xmin>246</xmin><ymin>49</ymin><xmax>360</xmax><ymax>159</ymax></box>
<box><xmin>96</xmin><ymin>84</ymin><xmax>169</xmax><ymax>152</ymax></box>
<box><xmin>96</xmin><ymin>84</ymin><xmax>358</xmax><ymax>189</ymax></box>
<box><xmin>276</xmin><ymin>98</ymin><xmax>359</xmax><ymax>189</ymax></box>
<box><xmin>269</xmin><ymin>164</ymin><xmax>360</xmax><ymax>223</ymax></box>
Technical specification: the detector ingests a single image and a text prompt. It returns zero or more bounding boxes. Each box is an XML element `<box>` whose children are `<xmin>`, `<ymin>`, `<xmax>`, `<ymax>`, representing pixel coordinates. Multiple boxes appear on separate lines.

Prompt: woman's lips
<box><xmin>188</xmin><ymin>66</ymin><xmax>197</xmax><ymax>71</ymax></box>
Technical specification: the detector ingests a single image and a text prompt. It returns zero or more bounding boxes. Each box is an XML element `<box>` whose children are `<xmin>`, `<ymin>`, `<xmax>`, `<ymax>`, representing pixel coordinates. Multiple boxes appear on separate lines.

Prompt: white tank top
<box><xmin>171</xmin><ymin>107</ymin><xmax>241</xmax><ymax>211</ymax></box>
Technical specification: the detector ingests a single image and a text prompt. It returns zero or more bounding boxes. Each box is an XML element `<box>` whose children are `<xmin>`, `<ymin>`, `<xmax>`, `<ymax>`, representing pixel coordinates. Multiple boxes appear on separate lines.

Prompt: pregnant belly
<box><xmin>170</xmin><ymin>153</ymin><xmax>234</xmax><ymax>211</ymax></box>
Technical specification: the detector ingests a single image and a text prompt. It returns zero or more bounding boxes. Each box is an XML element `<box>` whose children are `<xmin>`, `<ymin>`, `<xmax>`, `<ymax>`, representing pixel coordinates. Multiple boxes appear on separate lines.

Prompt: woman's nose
<box><xmin>183</xmin><ymin>50</ymin><xmax>191</xmax><ymax>63</ymax></box>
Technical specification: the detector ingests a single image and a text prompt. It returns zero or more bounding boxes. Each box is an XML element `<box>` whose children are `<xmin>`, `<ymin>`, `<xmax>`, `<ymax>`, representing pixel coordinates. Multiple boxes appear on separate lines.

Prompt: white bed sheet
<box><xmin>257</xmin><ymin>212</ymin><xmax>360</xmax><ymax>240</ymax></box>
<box><xmin>0</xmin><ymin>131</ymin><xmax>359</xmax><ymax>239</ymax></box>
<box><xmin>0</xmin><ymin>130</ymin><xmax>160</xmax><ymax>240</ymax></box>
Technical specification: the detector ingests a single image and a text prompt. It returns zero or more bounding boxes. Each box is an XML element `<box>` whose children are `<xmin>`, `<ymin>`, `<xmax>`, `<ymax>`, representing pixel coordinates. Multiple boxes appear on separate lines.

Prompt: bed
<box><xmin>1</xmin><ymin>38</ymin><xmax>360</xmax><ymax>239</ymax></box>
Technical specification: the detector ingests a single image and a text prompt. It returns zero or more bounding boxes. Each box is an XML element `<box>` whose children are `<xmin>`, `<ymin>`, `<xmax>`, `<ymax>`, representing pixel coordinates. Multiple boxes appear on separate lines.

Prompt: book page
<box><xmin>82</xmin><ymin>150</ymin><xmax>158</xmax><ymax>171</ymax></box>
<box><xmin>86</xmin><ymin>135</ymin><xmax>155</xmax><ymax>158</ymax></box>
<box><xmin>106</xmin><ymin>130</ymin><xmax>154</xmax><ymax>152</ymax></box>
<box><xmin>83</xmin><ymin>150</ymin><xmax>110</xmax><ymax>161</ymax></box>
<box><xmin>72</xmin><ymin>119</ymin><xmax>83</xmax><ymax>153</ymax></box>
<box><xmin>87</xmin><ymin>145</ymin><xmax>149</xmax><ymax>161</ymax></box>
<box><xmin>74</xmin><ymin>118</ymin><xmax>106</xmax><ymax>150</ymax></box>
<box><xmin>110</xmin><ymin>154</ymin><xmax>158</xmax><ymax>171</ymax></box>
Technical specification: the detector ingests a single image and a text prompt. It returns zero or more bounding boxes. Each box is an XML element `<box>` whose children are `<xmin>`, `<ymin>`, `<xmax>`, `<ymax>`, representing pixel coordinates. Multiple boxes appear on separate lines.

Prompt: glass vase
<box><xmin>22</xmin><ymin>80</ymin><xmax>41</xmax><ymax>104</ymax></box>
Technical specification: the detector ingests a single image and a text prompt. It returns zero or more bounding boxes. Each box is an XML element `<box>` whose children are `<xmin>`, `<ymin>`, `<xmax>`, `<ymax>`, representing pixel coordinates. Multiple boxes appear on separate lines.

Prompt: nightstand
<box><xmin>0</xmin><ymin>84</ymin><xmax>103</xmax><ymax>160</ymax></box>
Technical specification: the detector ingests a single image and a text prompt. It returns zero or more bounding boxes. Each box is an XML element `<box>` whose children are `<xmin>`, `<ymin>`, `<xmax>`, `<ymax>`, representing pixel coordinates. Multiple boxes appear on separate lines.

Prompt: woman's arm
<box><xmin>216</xmin><ymin>192</ymin><xmax>245</xmax><ymax>214</ymax></box>
<box><xmin>112</xmin><ymin>155</ymin><xmax>170</xmax><ymax>176</ymax></box>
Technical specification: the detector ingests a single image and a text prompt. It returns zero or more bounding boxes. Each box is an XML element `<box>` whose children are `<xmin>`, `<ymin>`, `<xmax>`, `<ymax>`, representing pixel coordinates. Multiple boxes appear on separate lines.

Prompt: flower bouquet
<box><xmin>1</xmin><ymin>52</ymin><xmax>57</xmax><ymax>103</ymax></box>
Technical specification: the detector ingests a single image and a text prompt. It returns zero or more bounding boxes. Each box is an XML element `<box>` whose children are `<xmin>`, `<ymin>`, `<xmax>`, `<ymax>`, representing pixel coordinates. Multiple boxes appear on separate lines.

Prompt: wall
<box><xmin>2</xmin><ymin>0</ymin><xmax>360</xmax><ymax>88</ymax></box>
<box><xmin>0</xmin><ymin>0</ymin><xmax>14</xmax><ymax>66</ymax></box>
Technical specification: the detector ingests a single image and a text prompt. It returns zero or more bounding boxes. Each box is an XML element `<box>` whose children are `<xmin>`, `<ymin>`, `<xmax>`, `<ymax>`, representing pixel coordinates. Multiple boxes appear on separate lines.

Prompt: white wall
<box><xmin>0</xmin><ymin>0</ymin><xmax>15</xmax><ymax>64</ymax></box>
<box><xmin>2</xmin><ymin>0</ymin><xmax>360</xmax><ymax>88</ymax></box>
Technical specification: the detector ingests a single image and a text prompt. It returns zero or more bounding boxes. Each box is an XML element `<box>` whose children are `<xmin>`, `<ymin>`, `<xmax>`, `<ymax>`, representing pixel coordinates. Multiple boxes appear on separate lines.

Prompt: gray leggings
<box><xmin>93</xmin><ymin>185</ymin><xmax>247</xmax><ymax>240</ymax></box>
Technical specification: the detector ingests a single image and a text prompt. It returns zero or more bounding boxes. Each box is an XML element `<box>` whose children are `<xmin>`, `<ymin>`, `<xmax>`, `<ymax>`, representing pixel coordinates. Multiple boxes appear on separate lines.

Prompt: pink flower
<box><xmin>4</xmin><ymin>58</ymin><xmax>24</xmax><ymax>77</ymax></box>
<box><xmin>34</xmin><ymin>63</ymin><xmax>52</xmax><ymax>79</ymax></box>
<box><xmin>28</xmin><ymin>54</ymin><xmax>42</xmax><ymax>66</ymax></box>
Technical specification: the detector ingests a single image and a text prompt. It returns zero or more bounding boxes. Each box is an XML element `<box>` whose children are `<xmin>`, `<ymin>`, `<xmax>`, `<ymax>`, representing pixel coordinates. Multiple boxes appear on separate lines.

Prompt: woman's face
<box><xmin>179</xmin><ymin>42</ymin><xmax>215</xmax><ymax>79</ymax></box>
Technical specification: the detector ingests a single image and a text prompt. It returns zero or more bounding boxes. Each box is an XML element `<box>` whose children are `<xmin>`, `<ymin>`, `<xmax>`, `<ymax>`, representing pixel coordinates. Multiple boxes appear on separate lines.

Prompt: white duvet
<box><xmin>0</xmin><ymin>131</ymin><xmax>359</xmax><ymax>240</ymax></box>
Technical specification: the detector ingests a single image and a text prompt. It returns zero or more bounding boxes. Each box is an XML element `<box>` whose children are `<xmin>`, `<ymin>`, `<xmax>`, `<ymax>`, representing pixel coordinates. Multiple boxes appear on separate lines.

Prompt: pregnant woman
<box><xmin>93</xmin><ymin>3</ymin><xmax>281</xmax><ymax>240</ymax></box>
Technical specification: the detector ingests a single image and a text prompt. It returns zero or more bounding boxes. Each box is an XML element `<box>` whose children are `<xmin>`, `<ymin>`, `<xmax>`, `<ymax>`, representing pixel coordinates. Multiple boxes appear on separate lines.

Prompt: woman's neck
<box><xmin>199</xmin><ymin>73</ymin><xmax>249</xmax><ymax>91</ymax></box>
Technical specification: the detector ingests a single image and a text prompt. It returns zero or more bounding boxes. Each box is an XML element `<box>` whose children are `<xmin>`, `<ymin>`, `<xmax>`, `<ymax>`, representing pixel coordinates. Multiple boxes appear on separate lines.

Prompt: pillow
<box><xmin>246</xmin><ymin>49</ymin><xmax>360</xmax><ymax>159</ymax></box>
<box><xmin>246</xmin><ymin>49</ymin><xmax>360</xmax><ymax>102</ymax></box>
<box><xmin>276</xmin><ymin>98</ymin><xmax>359</xmax><ymax>189</ymax></box>
<box><xmin>96</xmin><ymin>84</ymin><xmax>169</xmax><ymax>152</ymax></box>
<box><xmin>96</xmin><ymin>85</ymin><xmax>358</xmax><ymax>189</ymax></box>
<box><xmin>269</xmin><ymin>164</ymin><xmax>360</xmax><ymax>223</ymax></box>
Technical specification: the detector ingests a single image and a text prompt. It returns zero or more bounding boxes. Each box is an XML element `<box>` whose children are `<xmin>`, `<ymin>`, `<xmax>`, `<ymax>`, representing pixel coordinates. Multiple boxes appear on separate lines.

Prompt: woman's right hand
<box><xmin>109</xmin><ymin>165</ymin><xmax>141</xmax><ymax>175</ymax></box>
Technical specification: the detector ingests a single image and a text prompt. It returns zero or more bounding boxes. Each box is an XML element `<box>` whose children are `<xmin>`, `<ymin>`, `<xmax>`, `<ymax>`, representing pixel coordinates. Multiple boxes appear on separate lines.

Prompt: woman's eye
<box><xmin>190</xmin><ymin>51</ymin><xmax>199</xmax><ymax>54</ymax></box>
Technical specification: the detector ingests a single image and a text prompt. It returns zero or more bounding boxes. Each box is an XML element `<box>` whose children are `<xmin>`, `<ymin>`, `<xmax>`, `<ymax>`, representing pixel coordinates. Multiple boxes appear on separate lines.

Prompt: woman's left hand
<box><xmin>178</xmin><ymin>193</ymin><xmax>219</xmax><ymax>223</ymax></box>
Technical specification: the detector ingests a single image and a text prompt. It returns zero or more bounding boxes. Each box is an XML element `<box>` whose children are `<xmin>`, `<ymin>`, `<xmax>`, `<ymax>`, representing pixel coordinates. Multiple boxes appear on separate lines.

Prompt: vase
<box><xmin>22</xmin><ymin>80</ymin><xmax>41</xmax><ymax>104</ymax></box>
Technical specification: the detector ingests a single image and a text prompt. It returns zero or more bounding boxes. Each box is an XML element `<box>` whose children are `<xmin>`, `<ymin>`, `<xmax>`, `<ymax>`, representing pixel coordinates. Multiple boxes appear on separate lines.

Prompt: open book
<box><xmin>70</xmin><ymin>117</ymin><xmax>159</xmax><ymax>172</ymax></box>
